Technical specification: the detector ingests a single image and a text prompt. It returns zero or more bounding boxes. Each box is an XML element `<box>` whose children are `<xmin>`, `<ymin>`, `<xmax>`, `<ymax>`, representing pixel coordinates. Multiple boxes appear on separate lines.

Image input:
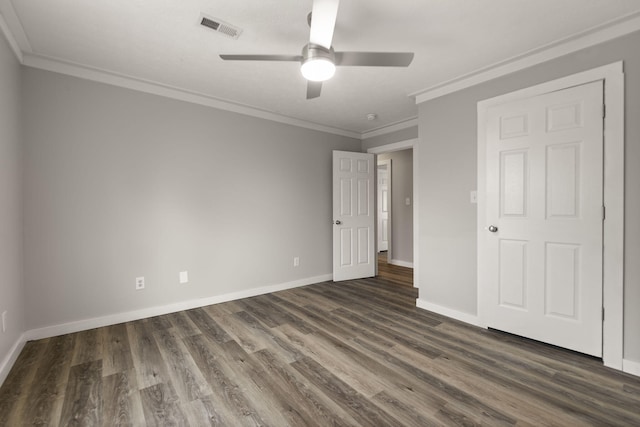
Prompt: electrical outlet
<box><xmin>2</xmin><ymin>311</ymin><xmax>7</xmax><ymax>333</ymax></box>
<box><xmin>135</xmin><ymin>276</ymin><xmax>145</xmax><ymax>290</ymax></box>
<box><xmin>179</xmin><ymin>271</ymin><xmax>189</xmax><ymax>284</ymax></box>
<box><xmin>293</xmin><ymin>257</ymin><xmax>300</xmax><ymax>267</ymax></box>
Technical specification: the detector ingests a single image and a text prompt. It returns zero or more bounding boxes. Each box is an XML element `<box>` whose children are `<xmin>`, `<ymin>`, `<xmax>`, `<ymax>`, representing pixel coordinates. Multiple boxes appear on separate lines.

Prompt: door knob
<box><xmin>335</xmin><ymin>220</ymin><xmax>342</xmax><ymax>225</ymax></box>
<box><xmin>488</xmin><ymin>225</ymin><xmax>498</xmax><ymax>233</ymax></box>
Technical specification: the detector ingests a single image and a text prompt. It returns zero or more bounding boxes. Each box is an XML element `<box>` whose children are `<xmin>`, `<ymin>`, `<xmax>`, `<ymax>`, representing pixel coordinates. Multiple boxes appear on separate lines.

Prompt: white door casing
<box><xmin>368</xmin><ymin>139</ymin><xmax>420</xmax><ymax>290</ymax></box>
<box><xmin>333</xmin><ymin>151</ymin><xmax>375</xmax><ymax>281</ymax></box>
<box><xmin>483</xmin><ymin>80</ymin><xmax>604</xmax><ymax>357</ymax></box>
<box><xmin>377</xmin><ymin>160</ymin><xmax>391</xmax><ymax>252</ymax></box>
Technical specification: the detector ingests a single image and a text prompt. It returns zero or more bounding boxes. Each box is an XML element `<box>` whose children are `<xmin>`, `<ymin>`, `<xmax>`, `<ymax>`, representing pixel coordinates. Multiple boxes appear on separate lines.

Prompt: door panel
<box><xmin>485</xmin><ymin>80</ymin><xmax>604</xmax><ymax>357</ymax></box>
<box><xmin>333</xmin><ymin>151</ymin><xmax>375</xmax><ymax>281</ymax></box>
<box><xmin>377</xmin><ymin>161</ymin><xmax>390</xmax><ymax>252</ymax></box>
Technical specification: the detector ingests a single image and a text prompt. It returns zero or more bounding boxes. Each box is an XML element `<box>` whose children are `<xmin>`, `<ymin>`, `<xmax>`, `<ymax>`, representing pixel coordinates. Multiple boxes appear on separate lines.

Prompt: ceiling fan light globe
<box><xmin>301</xmin><ymin>58</ymin><xmax>336</xmax><ymax>82</ymax></box>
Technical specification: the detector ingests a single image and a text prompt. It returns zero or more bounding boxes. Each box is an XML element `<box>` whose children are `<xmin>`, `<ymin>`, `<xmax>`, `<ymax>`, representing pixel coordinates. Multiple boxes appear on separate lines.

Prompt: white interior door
<box><xmin>377</xmin><ymin>160</ymin><xmax>391</xmax><ymax>252</ymax></box>
<box><xmin>484</xmin><ymin>80</ymin><xmax>604</xmax><ymax>357</ymax></box>
<box><xmin>333</xmin><ymin>151</ymin><xmax>375</xmax><ymax>281</ymax></box>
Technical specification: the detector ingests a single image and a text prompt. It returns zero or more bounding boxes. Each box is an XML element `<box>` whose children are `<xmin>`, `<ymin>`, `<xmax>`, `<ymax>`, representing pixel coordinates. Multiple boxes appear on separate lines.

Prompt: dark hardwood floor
<box><xmin>1</xmin><ymin>277</ymin><xmax>640</xmax><ymax>426</ymax></box>
<box><xmin>377</xmin><ymin>251</ymin><xmax>414</xmax><ymax>287</ymax></box>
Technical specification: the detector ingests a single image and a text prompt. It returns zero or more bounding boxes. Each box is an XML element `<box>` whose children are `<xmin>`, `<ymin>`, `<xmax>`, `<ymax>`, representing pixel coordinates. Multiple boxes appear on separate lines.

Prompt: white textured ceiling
<box><xmin>2</xmin><ymin>0</ymin><xmax>640</xmax><ymax>135</ymax></box>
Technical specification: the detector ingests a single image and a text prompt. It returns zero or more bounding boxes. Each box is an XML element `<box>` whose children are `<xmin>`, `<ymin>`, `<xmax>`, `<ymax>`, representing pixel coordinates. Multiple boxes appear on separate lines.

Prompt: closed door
<box><xmin>484</xmin><ymin>80</ymin><xmax>604</xmax><ymax>357</ymax></box>
<box><xmin>333</xmin><ymin>151</ymin><xmax>375</xmax><ymax>281</ymax></box>
<box><xmin>377</xmin><ymin>161</ymin><xmax>390</xmax><ymax>252</ymax></box>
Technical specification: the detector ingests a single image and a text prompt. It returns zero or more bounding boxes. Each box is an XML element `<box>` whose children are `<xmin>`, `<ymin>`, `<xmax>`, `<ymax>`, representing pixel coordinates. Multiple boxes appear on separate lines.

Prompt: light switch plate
<box><xmin>179</xmin><ymin>271</ymin><xmax>189</xmax><ymax>284</ymax></box>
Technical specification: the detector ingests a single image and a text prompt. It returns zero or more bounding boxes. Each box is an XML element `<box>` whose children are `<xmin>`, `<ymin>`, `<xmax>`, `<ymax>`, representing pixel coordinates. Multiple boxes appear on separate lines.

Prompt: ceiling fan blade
<box><xmin>306</xmin><ymin>81</ymin><xmax>323</xmax><ymax>99</ymax></box>
<box><xmin>220</xmin><ymin>54</ymin><xmax>302</xmax><ymax>62</ymax></box>
<box><xmin>334</xmin><ymin>52</ymin><xmax>414</xmax><ymax>67</ymax></box>
<box><xmin>309</xmin><ymin>0</ymin><xmax>340</xmax><ymax>49</ymax></box>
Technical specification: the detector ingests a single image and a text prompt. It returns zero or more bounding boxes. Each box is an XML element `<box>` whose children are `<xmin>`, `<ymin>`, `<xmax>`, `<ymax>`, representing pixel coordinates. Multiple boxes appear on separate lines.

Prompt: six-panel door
<box><xmin>485</xmin><ymin>80</ymin><xmax>604</xmax><ymax>357</ymax></box>
<box><xmin>333</xmin><ymin>151</ymin><xmax>375</xmax><ymax>281</ymax></box>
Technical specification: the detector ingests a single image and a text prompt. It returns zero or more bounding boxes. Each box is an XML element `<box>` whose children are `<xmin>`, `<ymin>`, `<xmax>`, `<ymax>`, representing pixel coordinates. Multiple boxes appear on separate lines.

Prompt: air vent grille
<box><xmin>199</xmin><ymin>15</ymin><xmax>242</xmax><ymax>39</ymax></box>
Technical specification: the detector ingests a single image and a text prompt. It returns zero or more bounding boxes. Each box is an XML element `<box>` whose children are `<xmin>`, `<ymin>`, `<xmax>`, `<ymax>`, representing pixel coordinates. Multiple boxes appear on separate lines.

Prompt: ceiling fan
<box><xmin>219</xmin><ymin>0</ymin><xmax>414</xmax><ymax>99</ymax></box>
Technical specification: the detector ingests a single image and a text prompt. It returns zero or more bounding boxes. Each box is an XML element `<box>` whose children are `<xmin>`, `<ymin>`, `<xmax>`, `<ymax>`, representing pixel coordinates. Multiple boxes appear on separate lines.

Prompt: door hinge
<box><xmin>602</xmin><ymin>307</ymin><xmax>605</xmax><ymax>321</ymax></box>
<box><xmin>602</xmin><ymin>205</ymin><xmax>606</xmax><ymax>220</ymax></box>
<box><xmin>602</xmin><ymin>104</ymin><xmax>606</xmax><ymax>119</ymax></box>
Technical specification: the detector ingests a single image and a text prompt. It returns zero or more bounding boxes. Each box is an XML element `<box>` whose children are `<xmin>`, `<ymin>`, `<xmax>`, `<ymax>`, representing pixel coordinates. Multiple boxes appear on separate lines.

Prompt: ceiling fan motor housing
<box><xmin>302</xmin><ymin>44</ymin><xmax>335</xmax><ymax>64</ymax></box>
<box><xmin>301</xmin><ymin>44</ymin><xmax>336</xmax><ymax>81</ymax></box>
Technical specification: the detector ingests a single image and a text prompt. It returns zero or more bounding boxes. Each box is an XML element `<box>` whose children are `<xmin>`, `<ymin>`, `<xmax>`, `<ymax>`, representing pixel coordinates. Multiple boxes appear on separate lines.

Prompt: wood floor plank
<box><xmin>126</xmin><ymin>320</ymin><xmax>172</xmax><ymax>390</ymax></box>
<box><xmin>252</xmin><ymin>348</ymin><xmax>361</xmax><ymax>426</ymax></box>
<box><xmin>186</xmin><ymin>308</ymin><xmax>232</xmax><ymax>344</ymax></box>
<box><xmin>350</xmin><ymin>335</ymin><xmax>518</xmax><ymax>425</ymax></box>
<box><xmin>372</xmin><ymin>390</ymin><xmax>442</xmax><ymax>427</ymax></box>
<box><xmin>216</xmin><ymin>339</ymin><xmax>306</xmax><ymax>426</ymax></box>
<box><xmin>58</xmin><ymin>359</ymin><xmax>103</xmax><ymax>426</ymax></box>
<box><xmin>0</xmin><ymin>340</ymin><xmax>49</xmax><ymax>425</ymax></box>
<box><xmin>102</xmin><ymin>323</ymin><xmax>135</xmax><ymax>377</ymax></box>
<box><xmin>21</xmin><ymin>334</ymin><xmax>76</xmax><ymax>425</ymax></box>
<box><xmin>184</xmin><ymin>397</ymin><xmax>231</xmax><ymax>426</ymax></box>
<box><xmin>276</xmin><ymin>323</ymin><xmax>387</xmax><ymax>398</ymax></box>
<box><xmin>182</xmin><ymin>334</ymin><xmax>268</xmax><ymax>426</ymax></box>
<box><xmin>102</xmin><ymin>371</ymin><xmax>146</xmax><ymax>427</ymax></box>
<box><xmin>233</xmin><ymin>310</ymin><xmax>303</xmax><ymax>363</ymax></box>
<box><xmin>282</xmin><ymin>286</ymin><xmax>342</xmax><ymax>311</ymax></box>
<box><xmin>153</xmin><ymin>327</ymin><xmax>211</xmax><ymax>402</ymax></box>
<box><xmin>331</xmin><ymin>306</ymin><xmax>442</xmax><ymax>359</ymax></box>
<box><xmin>70</xmin><ymin>328</ymin><xmax>104</xmax><ymax>367</ymax></box>
<box><xmin>3</xmin><ymin>274</ymin><xmax>640</xmax><ymax>426</ymax></box>
<box><xmin>291</xmin><ymin>355</ymin><xmax>403</xmax><ymax>426</ymax></box>
<box><xmin>165</xmin><ymin>312</ymin><xmax>201</xmax><ymax>338</ymax></box>
<box><xmin>140</xmin><ymin>382</ymin><xmax>189</xmax><ymax>426</ymax></box>
<box><xmin>213</xmin><ymin>313</ymin><xmax>269</xmax><ymax>354</ymax></box>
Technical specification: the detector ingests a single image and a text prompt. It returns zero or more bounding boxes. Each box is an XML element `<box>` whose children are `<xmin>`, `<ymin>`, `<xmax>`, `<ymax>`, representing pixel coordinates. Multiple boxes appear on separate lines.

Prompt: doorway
<box><xmin>368</xmin><ymin>139</ymin><xmax>418</xmax><ymax>288</ymax></box>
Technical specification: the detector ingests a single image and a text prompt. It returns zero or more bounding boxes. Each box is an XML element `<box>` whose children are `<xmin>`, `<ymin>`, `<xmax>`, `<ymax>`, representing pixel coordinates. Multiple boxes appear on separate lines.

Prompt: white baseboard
<box><xmin>623</xmin><ymin>358</ymin><xmax>640</xmax><ymax>377</ymax></box>
<box><xmin>0</xmin><ymin>333</ymin><xmax>27</xmax><ymax>387</ymax></box>
<box><xmin>25</xmin><ymin>274</ymin><xmax>332</xmax><ymax>341</ymax></box>
<box><xmin>390</xmin><ymin>259</ymin><xmax>414</xmax><ymax>268</ymax></box>
<box><xmin>416</xmin><ymin>298</ymin><xmax>480</xmax><ymax>326</ymax></box>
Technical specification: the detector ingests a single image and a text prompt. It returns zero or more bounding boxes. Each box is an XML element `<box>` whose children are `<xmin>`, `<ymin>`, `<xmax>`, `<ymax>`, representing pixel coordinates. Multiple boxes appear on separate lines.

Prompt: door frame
<box><xmin>377</xmin><ymin>159</ymin><xmax>392</xmax><ymax>261</ymax></box>
<box><xmin>368</xmin><ymin>139</ymin><xmax>419</xmax><ymax>287</ymax></box>
<box><xmin>477</xmin><ymin>62</ymin><xmax>624</xmax><ymax>369</ymax></box>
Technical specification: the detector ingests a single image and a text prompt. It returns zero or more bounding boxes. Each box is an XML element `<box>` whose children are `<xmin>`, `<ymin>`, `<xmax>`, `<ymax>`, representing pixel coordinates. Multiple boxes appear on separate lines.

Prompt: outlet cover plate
<box><xmin>179</xmin><ymin>271</ymin><xmax>189</xmax><ymax>284</ymax></box>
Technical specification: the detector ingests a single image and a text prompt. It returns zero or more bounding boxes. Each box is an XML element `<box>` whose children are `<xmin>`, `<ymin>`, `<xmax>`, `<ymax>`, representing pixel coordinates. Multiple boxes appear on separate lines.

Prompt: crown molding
<box><xmin>0</xmin><ymin>11</ymin><xmax>22</xmax><ymax>62</ymax></box>
<box><xmin>0</xmin><ymin>0</ymin><xmax>32</xmax><ymax>55</ymax></box>
<box><xmin>22</xmin><ymin>53</ymin><xmax>362</xmax><ymax>139</ymax></box>
<box><xmin>411</xmin><ymin>10</ymin><xmax>640</xmax><ymax>104</ymax></box>
<box><xmin>361</xmin><ymin>117</ymin><xmax>418</xmax><ymax>140</ymax></box>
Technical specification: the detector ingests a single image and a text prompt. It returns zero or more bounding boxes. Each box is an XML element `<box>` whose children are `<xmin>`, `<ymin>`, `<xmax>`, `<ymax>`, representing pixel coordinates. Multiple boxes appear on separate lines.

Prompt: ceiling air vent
<box><xmin>199</xmin><ymin>14</ymin><xmax>242</xmax><ymax>40</ymax></box>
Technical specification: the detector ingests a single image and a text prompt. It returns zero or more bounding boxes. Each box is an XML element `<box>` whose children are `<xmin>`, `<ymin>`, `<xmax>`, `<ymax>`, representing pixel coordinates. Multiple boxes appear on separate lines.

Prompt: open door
<box><xmin>377</xmin><ymin>159</ymin><xmax>391</xmax><ymax>253</ymax></box>
<box><xmin>333</xmin><ymin>151</ymin><xmax>375</xmax><ymax>281</ymax></box>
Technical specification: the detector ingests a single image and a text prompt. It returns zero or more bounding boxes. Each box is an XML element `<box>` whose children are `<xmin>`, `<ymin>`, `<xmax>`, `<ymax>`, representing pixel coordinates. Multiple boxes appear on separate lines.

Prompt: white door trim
<box><xmin>368</xmin><ymin>138</ymin><xmax>419</xmax><ymax>288</ymax></box>
<box><xmin>477</xmin><ymin>61</ymin><xmax>624</xmax><ymax>370</ymax></box>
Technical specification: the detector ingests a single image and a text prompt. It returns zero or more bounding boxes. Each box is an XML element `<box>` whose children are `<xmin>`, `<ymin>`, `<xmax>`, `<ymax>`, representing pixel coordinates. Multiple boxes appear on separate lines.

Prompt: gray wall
<box><xmin>378</xmin><ymin>150</ymin><xmax>413</xmax><ymax>264</ymax></box>
<box><xmin>0</xmin><ymin>36</ymin><xmax>24</xmax><ymax>370</ymax></box>
<box><xmin>417</xmin><ymin>30</ymin><xmax>640</xmax><ymax>361</ymax></box>
<box><xmin>22</xmin><ymin>68</ymin><xmax>361</xmax><ymax>330</ymax></box>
